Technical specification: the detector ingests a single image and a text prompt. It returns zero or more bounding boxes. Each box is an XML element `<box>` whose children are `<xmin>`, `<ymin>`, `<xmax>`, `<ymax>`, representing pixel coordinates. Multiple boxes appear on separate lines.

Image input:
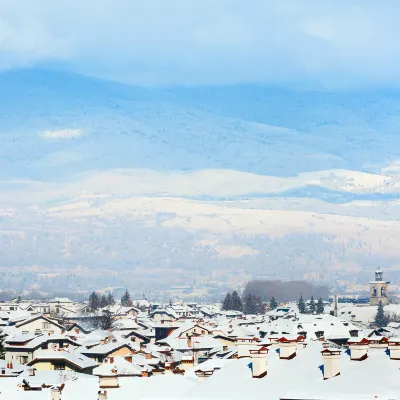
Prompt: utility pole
<box><xmin>334</xmin><ymin>294</ymin><xmax>338</xmax><ymax>317</ymax></box>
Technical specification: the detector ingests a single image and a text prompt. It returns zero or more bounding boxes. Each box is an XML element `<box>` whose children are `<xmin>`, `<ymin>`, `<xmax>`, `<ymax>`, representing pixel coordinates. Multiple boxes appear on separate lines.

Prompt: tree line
<box><xmin>297</xmin><ymin>294</ymin><xmax>324</xmax><ymax>314</ymax></box>
<box><xmin>88</xmin><ymin>291</ymin><xmax>116</xmax><ymax>310</ymax></box>
<box><xmin>244</xmin><ymin>280</ymin><xmax>329</xmax><ymax>302</ymax></box>
<box><xmin>221</xmin><ymin>290</ymin><xmax>279</xmax><ymax>314</ymax></box>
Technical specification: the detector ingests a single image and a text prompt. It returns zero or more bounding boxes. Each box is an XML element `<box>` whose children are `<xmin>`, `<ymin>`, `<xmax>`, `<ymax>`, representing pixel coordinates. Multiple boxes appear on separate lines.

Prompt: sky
<box><xmin>1</xmin><ymin>0</ymin><xmax>400</xmax><ymax>87</ymax></box>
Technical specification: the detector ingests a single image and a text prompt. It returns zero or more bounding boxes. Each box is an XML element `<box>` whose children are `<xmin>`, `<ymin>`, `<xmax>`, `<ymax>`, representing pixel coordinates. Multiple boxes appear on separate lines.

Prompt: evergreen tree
<box><xmin>121</xmin><ymin>290</ymin><xmax>131</xmax><ymax>307</ymax></box>
<box><xmin>298</xmin><ymin>294</ymin><xmax>306</xmax><ymax>314</ymax></box>
<box><xmin>88</xmin><ymin>291</ymin><xmax>100</xmax><ymax>310</ymax></box>
<box><xmin>121</xmin><ymin>289</ymin><xmax>131</xmax><ymax>307</ymax></box>
<box><xmin>99</xmin><ymin>295</ymin><xmax>108</xmax><ymax>308</ymax></box>
<box><xmin>243</xmin><ymin>294</ymin><xmax>256</xmax><ymax>314</ymax></box>
<box><xmin>254</xmin><ymin>296</ymin><xmax>265</xmax><ymax>315</ymax></box>
<box><xmin>107</xmin><ymin>292</ymin><xmax>115</xmax><ymax>306</ymax></box>
<box><xmin>375</xmin><ymin>301</ymin><xmax>389</xmax><ymax>327</ymax></box>
<box><xmin>99</xmin><ymin>313</ymin><xmax>114</xmax><ymax>330</ymax></box>
<box><xmin>222</xmin><ymin>292</ymin><xmax>232</xmax><ymax>310</ymax></box>
<box><xmin>309</xmin><ymin>296</ymin><xmax>316</xmax><ymax>314</ymax></box>
<box><xmin>0</xmin><ymin>329</ymin><xmax>5</xmax><ymax>359</ymax></box>
<box><xmin>270</xmin><ymin>297</ymin><xmax>278</xmax><ymax>310</ymax></box>
<box><xmin>231</xmin><ymin>291</ymin><xmax>243</xmax><ymax>312</ymax></box>
<box><xmin>316</xmin><ymin>297</ymin><xmax>324</xmax><ymax>314</ymax></box>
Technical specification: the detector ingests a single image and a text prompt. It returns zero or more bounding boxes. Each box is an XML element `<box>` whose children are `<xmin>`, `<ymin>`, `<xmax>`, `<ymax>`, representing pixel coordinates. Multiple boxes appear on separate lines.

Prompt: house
<box><xmin>65</xmin><ymin>322</ymin><xmax>92</xmax><ymax>335</ymax></box>
<box><xmin>93</xmin><ymin>355</ymin><xmax>143</xmax><ymax>384</ymax></box>
<box><xmin>154</xmin><ymin>324</ymin><xmax>180</xmax><ymax>342</ymax></box>
<box><xmin>213</xmin><ymin>334</ymin><xmax>237</xmax><ymax>347</ymax></box>
<box><xmin>11</xmin><ymin>315</ymin><xmax>65</xmax><ymax>335</ymax></box>
<box><xmin>27</xmin><ymin>350</ymin><xmax>98</xmax><ymax>374</ymax></box>
<box><xmin>124</xmin><ymin>329</ymin><xmax>154</xmax><ymax>344</ymax></box>
<box><xmin>81</xmin><ymin>342</ymin><xmax>134</xmax><ymax>363</ymax></box>
<box><xmin>5</xmin><ymin>333</ymin><xmax>81</xmax><ymax>364</ymax></box>
<box><xmin>150</xmin><ymin>309</ymin><xmax>178</xmax><ymax>322</ymax></box>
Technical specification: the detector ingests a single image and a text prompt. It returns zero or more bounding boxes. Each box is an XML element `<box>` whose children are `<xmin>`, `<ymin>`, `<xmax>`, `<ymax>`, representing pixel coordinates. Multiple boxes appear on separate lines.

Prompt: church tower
<box><xmin>370</xmin><ymin>269</ymin><xmax>390</xmax><ymax>305</ymax></box>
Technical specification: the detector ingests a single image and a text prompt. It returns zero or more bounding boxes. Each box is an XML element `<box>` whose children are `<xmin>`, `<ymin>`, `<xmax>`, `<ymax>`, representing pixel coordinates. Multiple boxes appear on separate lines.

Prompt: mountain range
<box><xmin>1</xmin><ymin>68</ymin><xmax>400</xmax><ymax>291</ymax></box>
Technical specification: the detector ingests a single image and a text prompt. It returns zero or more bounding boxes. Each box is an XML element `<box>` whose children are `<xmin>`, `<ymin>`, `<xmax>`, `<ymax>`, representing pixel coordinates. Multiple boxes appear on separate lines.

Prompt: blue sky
<box><xmin>1</xmin><ymin>0</ymin><xmax>400</xmax><ymax>87</ymax></box>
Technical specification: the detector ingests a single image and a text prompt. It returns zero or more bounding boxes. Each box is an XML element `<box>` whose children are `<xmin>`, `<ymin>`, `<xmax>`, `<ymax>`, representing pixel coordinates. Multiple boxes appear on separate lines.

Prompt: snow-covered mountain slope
<box><xmin>2</xmin><ymin>69</ymin><xmax>400</xmax><ymax>278</ymax></box>
<box><xmin>1</xmin><ymin>68</ymin><xmax>400</xmax><ymax>184</ymax></box>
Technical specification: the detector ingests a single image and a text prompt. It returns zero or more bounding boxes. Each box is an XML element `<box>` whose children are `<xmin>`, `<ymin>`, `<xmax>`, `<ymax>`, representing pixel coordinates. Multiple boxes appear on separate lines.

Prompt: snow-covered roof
<box><xmin>93</xmin><ymin>357</ymin><xmax>142</xmax><ymax>376</ymax></box>
<box><xmin>28</xmin><ymin>350</ymin><xmax>98</xmax><ymax>370</ymax></box>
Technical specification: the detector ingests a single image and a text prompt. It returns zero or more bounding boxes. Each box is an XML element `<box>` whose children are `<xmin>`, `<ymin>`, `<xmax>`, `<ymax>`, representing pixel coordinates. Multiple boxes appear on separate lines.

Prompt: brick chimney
<box><xmin>125</xmin><ymin>356</ymin><xmax>132</xmax><ymax>363</ymax></box>
<box><xmin>187</xmin><ymin>337</ymin><xmax>192</xmax><ymax>347</ymax></box>
<box><xmin>250</xmin><ymin>347</ymin><xmax>269</xmax><ymax>378</ymax></box>
<box><xmin>321</xmin><ymin>349</ymin><xmax>341</xmax><ymax>379</ymax></box>
<box><xmin>51</xmin><ymin>387</ymin><xmax>62</xmax><ymax>400</ymax></box>
<box><xmin>278</xmin><ymin>338</ymin><xmax>297</xmax><ymax>360</ymax></box>
<box><xmin>98</xmin><ymin>390</ymin><xmax>108</xmax><ymax>400</ymax></box>
<box><xmin>142</xmin><ymin>370</ymin><xmax>149</xmax><ymax>377</ymax></box>
<box><xmin>145</xmin><ymin>353</ymin><xmax>152</xmax><ymax>360</ymax></box>
<box><xmin>237</xmin><ymin>338</ymin><xmax>258</xmax><ymax>358</ymax></box>
<box><xmin>348</xmin><ymin>338</ymin><xmax>369</xmax><ymax>361</ymax></box>
<box><xmin>109</xmin><ymin>357</ymin><xmax>114</xmax><ymax>364</ymax></box>
<box><xmin>388</xmin><ymin>338</ymin><xmax>400</xmax><ymax>359</ymax></box>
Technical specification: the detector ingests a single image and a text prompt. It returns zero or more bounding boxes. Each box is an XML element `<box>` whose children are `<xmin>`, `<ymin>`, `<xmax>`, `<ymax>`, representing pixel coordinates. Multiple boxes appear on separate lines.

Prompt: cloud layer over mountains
<box><xmin>2</xmin><ymin>1</ymin><xmax>400</xmax><ymax>87</ymax></box>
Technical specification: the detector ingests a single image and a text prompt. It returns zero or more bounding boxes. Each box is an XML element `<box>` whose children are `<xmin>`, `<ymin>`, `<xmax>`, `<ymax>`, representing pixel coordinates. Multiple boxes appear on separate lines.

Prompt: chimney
<box><xmin>348</xmin><ymin>339</ymin><xmax>369</xmax><ymax>361</ymax></box>
<box><xmin>236</xmin><ymin>339</ymin><xmax>258</xmax><ymax>358</ymax></box>
<box><xmin>125</xmin><ymin>356</ymin><xmax>132</xmax><ymax>363</ymax></box>
<box><xmin>321</xmin><ymin>349</ymin><xmax>341</xmax><ymax>379</ymax></box>
<box><xmin>250</xmin><ymin>348</ymin><xmax>269</xmax><ymax>378</ymax></box>
<box><xmin>279</xmin><ymin>338</ymin><xmax>297</xmax><ymax>360</ymax></box>
<box><xmin>51</xmin><ymin>387</ymin><xmax>62</xmax><ymax>400</ymax></box>
<box><xmin>388</xmin><ymin>339</ymin><xmax>400</xmax><ymax>359</ymax></box>
<box><xmin>145</xmin><ymin>353</ymin><xmax>152</xmax><ymax>360</ymax></box>
<box><xmin>29</xmin><ymin>368</ymin><xmax>35</xmax><ymax>377</ymax></box>
<box><xmin>142</xmin><ymin>370</ymin><xmax>149</xmax><ymax>377</ymax></box>
<box><xmin>99</xmin><ymin>376</ymin><xmax>119</xmax><ymax>388</ymax></box>
<box><xmin>187</xmin><ymin>337</ymin><xmax>192</xmax><ymax>347</ymax></box>
<box><xmin>98</xmin><ymin>390</ymin><xmax>108</xmax><ymax>400</ymax></box>
<box><xmin>109</xmin><ymin>357</ymin><xmax>114</xmax><ymax>364</ymax></box>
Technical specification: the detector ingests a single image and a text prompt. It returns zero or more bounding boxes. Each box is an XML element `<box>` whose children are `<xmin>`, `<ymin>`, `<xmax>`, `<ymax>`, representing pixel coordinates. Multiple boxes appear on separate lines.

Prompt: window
<box><xmin>54</xmin><ymin>363</ymin><xmax>65</xmax><ymax>370</ymax></box>
<box><xmin>42</xmin><ymin>322</ymin><xmax>50</xmax><ymax>329</ymax></box>
<box><xmin>18</xmin><ymin>356</ymin><xmax>28</xmax><ymax>364</ymax></box>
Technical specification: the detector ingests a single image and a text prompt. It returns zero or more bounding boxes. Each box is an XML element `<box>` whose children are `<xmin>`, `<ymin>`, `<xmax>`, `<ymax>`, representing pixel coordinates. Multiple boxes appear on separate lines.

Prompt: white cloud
<box><xmin>1</xmin><ymin>1</ymin><xmax>400</xmax><ymax>87</ymax></box>
<box><xmin>39</xmin><ymin>129</ymin><xmax>83</xmax><ymax>140</ymax></box>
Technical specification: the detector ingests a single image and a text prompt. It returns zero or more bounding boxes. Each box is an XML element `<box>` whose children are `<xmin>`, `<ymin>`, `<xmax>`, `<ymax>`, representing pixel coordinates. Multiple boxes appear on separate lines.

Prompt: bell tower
<box><xmin>370</xmin><ymin>268</ymin><xmax>390</xmax><ymax>305</ymax></box>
